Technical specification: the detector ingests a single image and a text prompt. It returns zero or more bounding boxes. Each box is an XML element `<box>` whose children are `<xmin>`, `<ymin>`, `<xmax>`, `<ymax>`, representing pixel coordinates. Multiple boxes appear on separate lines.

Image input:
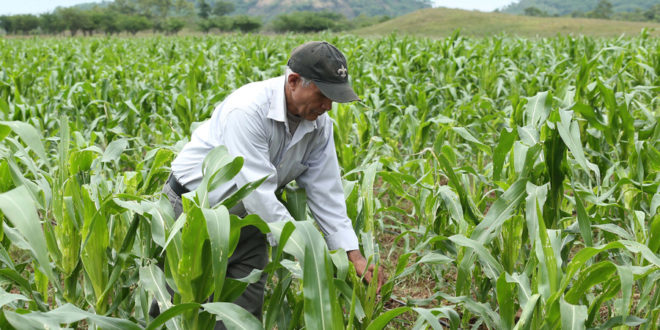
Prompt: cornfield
<box><xmin>0</xmin><ymin>32</ymin><xmax>658</xmax><ymax>329</ymax></box>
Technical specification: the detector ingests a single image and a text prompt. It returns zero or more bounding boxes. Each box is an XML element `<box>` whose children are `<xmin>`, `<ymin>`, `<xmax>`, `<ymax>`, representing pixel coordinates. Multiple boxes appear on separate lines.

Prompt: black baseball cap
<box><xmin>287</xmin><ymin>41</ymin><xmax>360</xmax><ymax>103</ymax></box>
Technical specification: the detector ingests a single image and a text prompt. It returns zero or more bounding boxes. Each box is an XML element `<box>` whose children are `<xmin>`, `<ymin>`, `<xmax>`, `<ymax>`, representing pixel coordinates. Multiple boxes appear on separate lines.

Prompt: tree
<box><xmin>198</xmin><ymin>18</ymin><xmax>213</xmax><ymax>32</ymax></box>
<box><xmin>523</xmin><ymin>6</ymin><xmax>548</xmax><ymax>17</ymax></box>
<box><xmin>111</xmin><ymin>0</ymin><xmax>138</xmax><ymax>15</ymax></box>
<box><xmin>136</xmin><ymin>0</ymin><xmax>172</xmax><ymax>18</ymax></box>
<box><xmin>0</xmin><ymin>16</ymin><xmax>14</xmax><ymax>34</ymax></box>
<box><xmin>231</xmin><ymin>15</ymin><xmax>261</xmax><ymax>33</ymax></box>
<box><xmin>213</xmin><ymin>1</ymin><xmax>235</xmax><ymax>16</ymax></box>
<box><xmin>211</xmin><ymin>16</ymin><xmax>233</xmax><ymax>31</ymax></box>
<box><xmin>173</xmin><ymin>0</ymin><xmax>194</xmax><ymax>16</ymax></box>
<box><xmin>588</xmin><ymin>0</ymin><xmax>613</xmax><ymax>19</ymax></box>
<box><xmin>94</xmin><ymin>9</ymin><xmax>122</xmax><ymax>35</ymax></box>
<box><xmin>39</xmin><ymin>12</ymin><xmax>67</xmax><ymax>35</ymax></box>
<box><xmin>644</xmin><ymin>4</ymin><xmax>660</xmax><ymax>22</ymax></box>
<box><xmin>198</xmin><ymin>0</ymin><xmax>211</xmax><ymax>19</ymax></box>
<box><xmin>163</xmin><ymin>17</ymin><xmax>185</xmax><ymax>34</ymax></box>
<box><xmin>55</xmin><ymin>7</ymin><xmax>90</xmax><ymax>36</ymax></box>
<box><xmin>79</xmin><ymin>10</ymin><xmax>97</xmax><ymax>36</ymax></box>
<box><xmin>272</xmin><ymin>11</ymin><xmax>345</xmax><ymax>33</ymax></box>
<box><xmin>12</xmin><ymin>15</ymin><xmax>40</xmax><ymax>34</ymax></box>
<box><xmin>119</xmin><ymin>15</ymin><xmax>152</xmax><ymax>35</ymax></box>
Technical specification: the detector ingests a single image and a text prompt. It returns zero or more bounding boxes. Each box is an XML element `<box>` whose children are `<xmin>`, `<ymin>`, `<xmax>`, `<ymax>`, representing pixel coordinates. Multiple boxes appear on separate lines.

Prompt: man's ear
<box><xmin>287</xmin><ymin>72</ymin><xmax>301</xmax><ymax>90</ymax></box>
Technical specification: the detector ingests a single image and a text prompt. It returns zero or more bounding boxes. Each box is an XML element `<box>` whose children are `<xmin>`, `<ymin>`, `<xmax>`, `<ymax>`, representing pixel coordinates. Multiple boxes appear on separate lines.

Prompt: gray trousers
<box><xmin>149</xmin><ymin>183</ymin><xmax>268</xmax><ymax>328</ymax></box>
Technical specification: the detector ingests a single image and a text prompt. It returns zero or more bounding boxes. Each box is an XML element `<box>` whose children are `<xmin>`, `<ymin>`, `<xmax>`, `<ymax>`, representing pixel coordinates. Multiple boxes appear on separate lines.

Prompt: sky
<box><xmin>0</xmin><ymin>0</ymin><xmax>107</xmax><ymax>15</ymax></box>
<box><xmin>0</xmin><ymin>0</ymin><xmax>519</xmax><ymax>16</ymax></box>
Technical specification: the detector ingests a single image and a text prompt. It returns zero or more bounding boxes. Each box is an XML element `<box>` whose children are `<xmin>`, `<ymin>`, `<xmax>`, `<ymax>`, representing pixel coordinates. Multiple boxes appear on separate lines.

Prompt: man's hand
<box><xmin>347</xmin><ymin>249</ymin><xmax>385</xmax><ymax>293</ymax></box>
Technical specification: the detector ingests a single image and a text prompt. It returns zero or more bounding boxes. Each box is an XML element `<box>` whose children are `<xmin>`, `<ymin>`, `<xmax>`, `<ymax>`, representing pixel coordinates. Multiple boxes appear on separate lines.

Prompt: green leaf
<box><xmin>574</xmin><ymin>189</ymin><xmax>593</xmax><ymax>247</ymax></box>
<box><xmin>436</xmin><ymin>186</ymin><xmax>464</xmax><ymax>225</ymax></box>
<box><xmin>0</xmin><ymin>186</ymin><xmax>58</xmax><ymax>290</ymax></box>
<box><xmin>438</xmin><ymin>151</ymin><xmax>478</xmax><ymax>224</ymax></box>
<box><xmin>412</xmin><ymin>307</ymin><xmax>444</xmax><ymax>329</ymax></box>
<box><xmin>493</xmin><ymin>127</ymin><xmax>517</xmax><ymax>181</ymax></box>
<box><xmin>69</xmin><ymin>148</ymin><xmax>101</xmax><ymax>175</ymax></box>
<box><xmin>439</xmin><ymin>293</ymin><xmax>501</xmax><ymax>329</ymax></box>
<box><xmin>303</xmin><ymin>242</ymin><xmax>334</xmax><ymax>329</ymax></box>
<box><xmin>195</xmin><ymin>145</ymin><xmax>240</xmax><ymax>207</ymax></box>
<box><xmin>555</xmin><ymin>109</ymin><xmax>599</xmax><ymax>178</ymax></box>
<box><xmin>202</xmin><ymin>302</ymin><xmax>263</xmax><ymax>330</ymax></box>
<box><xmin>565</xmin><ymin>261</ymin><xmax>616</xmax><ymax>304</ymax></box>
<box><xmin>360</xmin><ymin>162</ymin><xmax>380</xmax><ymax>232</ymax></box>
<box><xmin>221</xmin><ymin>176</ymin><xmax>268</xmax><ymax>210</ymax></box>
<box><xmin>365</xmin><ymin>306</ymin><xmax>411</xmax><ymax>329</ymax></box>
<box><xmin>524</xmin><ymin>91</ymin><xmax>551</xmax><ymax>129</ymax></box>
<box><xmin>560</xmin><ymin>298</ymin><xmax>587</xmax><ymax>330</ymax></box>
<box><xmin>101</xmin><ymin>138</ymin><xmax>129</xmax><ymax>163</ymax></box>
<box><xmin>506</xmin><ymin>272</ymin><xmax>533</xmax><ymax>307</ymax></box>
<box><xmin>281</xmin><ymin>186</ymin><xmax>307</xmax><ymax>220</ymax></box>
<box><xmin>472</xmin><ymin>178</ymin><xmax>527</xmax><ymax>243</ymax></box>
<box><xmin>450</xmin><ymin>234</ymin><xmax>503</xmax><ymax>279</ymax></box>
<box><xmin>0</xmin><ymin>121</ymin><xmax>46</xmax><ymax>160</ymax></box>
<box><xmin>148</xmin><ymin>196</ymin><xmax>176</xmax><ymax>248</ymax></box>
<box><xmin>140</xmin><ymin>264</ymin><xmax>173</xmax><ymax>316</ymax></box>
<box><xmin>589</xmin><ymin>315</ymin><xmax>646</xmax><ymax>329</ymax></box>
<box><xmin>202</xmin><ymin>206</ymin><xmax>231</xmax><ymax>302</ymax></box>
<box><xmin>416</xmin><ymin>252</ymin><xmax>453</xmax><ymax>265</ymax></box>
<box><xmin>614</xmin><ymin>264</ymin><xmax>633</xmax><ymax>318</ymax></box>
<box><xmin>513</xmin><ymin>294</ymin><xmax>540</xmax><ymax>330</ymax></box>
<box><xmin>497</xmin><ymin>272</ymin><xmax>516</xmax><ymax>330</ymax></box>
<box><xmin>207</xmin><ymin>157</ymin><xmax>244</xmax><ymax>193</ymax></box>
<box><xmin>4</xmin><ymin>303</ymin><xmax>141</xmax><ymax>330</ymax></box>
<box><xmin>0</xmin><ymin>288</ymin><xmax>28</xmax><ymax>308</ymax></box>
<box><xmin>176</xmin><ymin>198</ymin><xmax>210</xmax><ymax>303</ymax></box>
<box><xmin>146</xmin><ymin>303</ymin><xmax>201</xmax><ymax>330</ymax></box>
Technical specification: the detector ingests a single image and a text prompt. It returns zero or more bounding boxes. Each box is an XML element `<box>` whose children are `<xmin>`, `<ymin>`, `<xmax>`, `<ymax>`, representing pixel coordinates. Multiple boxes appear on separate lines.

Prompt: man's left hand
<box><xmin>347</xmin><ymin>249</ymin><xmax>385</xmax><ymax>293</ymax></box>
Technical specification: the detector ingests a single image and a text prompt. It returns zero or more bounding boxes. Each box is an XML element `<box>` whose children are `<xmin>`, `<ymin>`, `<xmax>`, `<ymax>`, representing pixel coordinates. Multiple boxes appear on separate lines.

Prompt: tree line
<box><xmin>521</xmin><ymin>0</ymin><xmax>660</xmax><ymax>21</ymax></box>
<box><xmin>0</xmin><ymin>0</ymin><xmax>390</xmax><ymax>36</ymax></box>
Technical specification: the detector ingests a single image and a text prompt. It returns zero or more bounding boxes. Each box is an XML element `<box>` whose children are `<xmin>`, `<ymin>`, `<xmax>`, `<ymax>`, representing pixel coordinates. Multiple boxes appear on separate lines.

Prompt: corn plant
<box><xmin>0</xmin><ymin>32</ymin><xmax>658</xmax><ymax>329</ymax></box>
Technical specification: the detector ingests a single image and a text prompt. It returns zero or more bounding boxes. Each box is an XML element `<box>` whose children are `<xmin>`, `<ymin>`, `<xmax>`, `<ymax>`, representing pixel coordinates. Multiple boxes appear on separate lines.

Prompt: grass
<box><xmin>353</xmin><ymin>7</ymin><xmax>660</xmax><ymax>37</ymax></box>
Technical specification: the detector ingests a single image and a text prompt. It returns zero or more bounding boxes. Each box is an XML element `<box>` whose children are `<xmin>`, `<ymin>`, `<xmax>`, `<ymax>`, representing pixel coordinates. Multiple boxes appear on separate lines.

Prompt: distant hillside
<box><xmin>354</xmin><ymin>7</ymin><xmax>660</xmax><ymax>38</ymax></box>
<box><xmin>227</xmin><ymin>0</ymin><xmax>431</xmax><ymax>18</ymax></box>
<box><xmin>73</xmin><ymin>0</ymin><xmax>430</xmax><ymax>19</ymax></box>
<box><xmin>501</xmin><ymin>0</ymin><xmax>657</xmax><ymax>16</ymax></box>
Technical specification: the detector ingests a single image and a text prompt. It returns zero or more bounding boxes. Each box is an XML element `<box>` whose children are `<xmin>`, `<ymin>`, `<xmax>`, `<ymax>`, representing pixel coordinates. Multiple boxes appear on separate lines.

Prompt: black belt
<box><xmin>167</xmin><ymin>174</ymin><xmax>190</xmax><ymax>196</ymax></box>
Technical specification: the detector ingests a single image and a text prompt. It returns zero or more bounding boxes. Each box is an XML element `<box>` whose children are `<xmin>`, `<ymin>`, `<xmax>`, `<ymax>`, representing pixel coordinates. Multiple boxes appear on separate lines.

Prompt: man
<box><xmin>157</xmin><ymin>41</ymin><xmax>383</xmax><ymax>321</ymax></box>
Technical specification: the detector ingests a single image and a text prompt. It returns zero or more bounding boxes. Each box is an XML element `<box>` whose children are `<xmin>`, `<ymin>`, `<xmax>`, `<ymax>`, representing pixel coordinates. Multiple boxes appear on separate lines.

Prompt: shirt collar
<box><xmin>266</xmin><ymin>75</ymin><xmax>287</xmax><ymax>123</ymax></box>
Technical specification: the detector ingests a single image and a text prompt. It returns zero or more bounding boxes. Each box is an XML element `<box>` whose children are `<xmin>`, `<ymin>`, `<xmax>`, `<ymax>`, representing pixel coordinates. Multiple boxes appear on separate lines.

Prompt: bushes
<box><xmin>231</xmin><ymin>15</ymin><xmax>262</xmax><ymax>32</ymax></box>
<box><xmin>198</xmin><ymin>16</ymin><xmax>261</xmax><ymax>33</ymax></box>
<box><xmin>270</xmin><ymin>11</ymin><xmax>390</xmax><ymax>33</ymax></box>
<box><xmin>0</xmin><ymin>7</ymin><xmax>388</xmax><ymax>35</ymax></box>
<box><xmin>119</xmin><ymin>15</ymin><xmax>152</xmax><ymax>35</ymax></box>
<box><xmin>163</xmin><ymin>18</ymin><xmax>186</xmax><ymax>35</ymax></box>
<box><xmin>272</xmin><ymin>11</ymin><xmax>346</xmax><ymax>33</ymax></box>
<box><xmin>0</xmin><ymin>14</ymin><xmax>40</xmax><ymax>35</ymax></box>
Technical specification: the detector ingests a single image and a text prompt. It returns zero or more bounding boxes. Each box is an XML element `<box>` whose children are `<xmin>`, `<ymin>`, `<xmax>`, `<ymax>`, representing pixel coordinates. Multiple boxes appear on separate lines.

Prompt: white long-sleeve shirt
<box><xmin>171</xmin><ymin>75</ymin><xmax>359</xmax><ymax>251</ymax></box>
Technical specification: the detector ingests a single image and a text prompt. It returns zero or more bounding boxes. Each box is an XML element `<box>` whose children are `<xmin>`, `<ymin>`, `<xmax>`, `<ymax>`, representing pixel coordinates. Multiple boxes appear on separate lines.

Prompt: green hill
<box><xmin>225</xmin><ymin>0</ymin><xmax>430</xmax><ymax>18</ymax></box>
<box><xmin>354</xmin><ymin>7</ymin><xmax>660</xmax><ymax>38</ymax></box>
<box><xmin>501</xmin><ymin>0</ymin><xmax>657</xmax><ymax>16</ymax></box>
<box><xmin>97</xmin><ymin>0</ymin><xmax>430</xmax><ymax>19</ymax></box>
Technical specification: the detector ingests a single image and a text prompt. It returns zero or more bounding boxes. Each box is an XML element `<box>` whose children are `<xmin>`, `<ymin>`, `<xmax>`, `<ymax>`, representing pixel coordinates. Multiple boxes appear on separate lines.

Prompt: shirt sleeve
<box><xmin>296</xmin><ymin>121</ymin><xmax>359</xmax><ymax>251</ymax></box>
<box><xmin>219</xmin><ymin>108</ymin><xmax>293</xmax><ymax>226</ymax></box>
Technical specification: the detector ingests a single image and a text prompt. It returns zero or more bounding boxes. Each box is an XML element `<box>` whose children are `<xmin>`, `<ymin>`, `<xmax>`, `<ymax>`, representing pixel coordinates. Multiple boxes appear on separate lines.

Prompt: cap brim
<box><xmin>314</xmin><ymin>80</ymin><xmax>361</xmax><ymax>103</ymax></box>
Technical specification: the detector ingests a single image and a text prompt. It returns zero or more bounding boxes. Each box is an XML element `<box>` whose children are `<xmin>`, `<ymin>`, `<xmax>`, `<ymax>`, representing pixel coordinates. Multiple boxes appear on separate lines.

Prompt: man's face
<box><xmin>288</xmin><ymin>78</ymin><xmax>333</xmax><ymax>121</ymax></box>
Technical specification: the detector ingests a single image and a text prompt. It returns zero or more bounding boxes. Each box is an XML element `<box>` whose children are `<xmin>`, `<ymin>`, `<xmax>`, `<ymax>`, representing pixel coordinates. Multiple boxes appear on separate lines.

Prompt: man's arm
<box><xmin>296</xmin><ymin>120</ymin><xmax>385</xmax><ymax>290</ymax></box>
